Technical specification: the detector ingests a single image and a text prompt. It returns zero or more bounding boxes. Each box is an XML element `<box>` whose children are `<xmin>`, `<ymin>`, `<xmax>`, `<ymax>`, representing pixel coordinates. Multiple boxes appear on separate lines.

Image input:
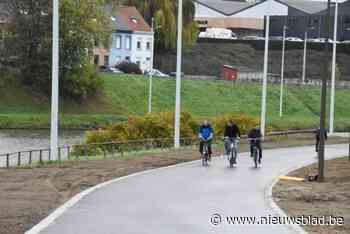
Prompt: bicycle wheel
<box><xmin>253</xmin><ymin>147</ymin><xmax>258</xmax><ymax>168</ymax></box>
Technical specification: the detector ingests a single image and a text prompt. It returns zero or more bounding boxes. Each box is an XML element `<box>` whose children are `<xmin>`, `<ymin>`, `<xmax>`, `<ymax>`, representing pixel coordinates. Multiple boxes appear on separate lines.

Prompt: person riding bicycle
<box><xmin>248</xmin><ymin>126</ymin><xmax>262</xmax><ymax>164</ymax></box>
<box><xmin>224</xmin><ymin>120</ymin><xmax>241</xmax><ymax>156</ymax></box>
<box><xmin>199</xmin><ymin>120</ymin><xmax>214</xmax><ymax>161</ymax></box>
<box><xmin>315</xmin><ymin>128</ymin><xmax>328</xmax><ymax>152</ymax></box>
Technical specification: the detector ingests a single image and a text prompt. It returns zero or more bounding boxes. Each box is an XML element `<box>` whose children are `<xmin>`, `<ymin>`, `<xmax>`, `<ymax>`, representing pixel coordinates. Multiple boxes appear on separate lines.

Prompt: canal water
<box><xmin>0</xmin><ymin>129</ymin><xmax>86</xmax><ymax>155</ymax></box>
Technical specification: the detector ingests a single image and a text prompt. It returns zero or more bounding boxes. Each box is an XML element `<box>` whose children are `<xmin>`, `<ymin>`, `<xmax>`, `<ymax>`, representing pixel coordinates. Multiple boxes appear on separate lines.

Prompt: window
<box><xmin>137</xmin><ymin>40</ymin><xmax>142</xmax><ymax>50</ymax></box>
<box><xmin>115</xmin><ymin>35</ymin><xmax>122</xmax><ymax>49</ymax></box>
<box><xmin>125</xmin><ymin>36</ymin><xmax>131</xmax><ymax>50</ymax></box>
<box><xmin>345</xmin><ymin>17</ymin><xmax>350</xmax><ymax>31</ymax></box>
<box><xmin>104</xmin><ymin>55</ymin><xmax>109</xmax><ymax>67</ymax></box>
<box><xmin>287</xmin><ymin>17</ymin><xmax>298</xmax><ymax>27</ymax></box>
<box><xmin>146</xmin><ymin>57</ymin><xmax>151</xmax><ymax>61</ymax></box>
<box><xmin>308</xmin><ymin>18</ymin><xmax>319</xmax><ymax>30</ymax></box>
<box><xmin>146</xmin><ymin>41</ymin><xmax>151</xmax><ymax>50</ymax></box>
<box><xmin>94</xmin><ymin>55</ymin><xmax>99</xmax><ymax>65</ymax></box>
<box><xmin>125</xmin><ymin>56</ymin><xmax>130</xmax><ymax>61</ymax></box>
<box><xmin>136</xmin><ymin>60</ymin><xmax>141</xmax><ymax>67</ymax></box>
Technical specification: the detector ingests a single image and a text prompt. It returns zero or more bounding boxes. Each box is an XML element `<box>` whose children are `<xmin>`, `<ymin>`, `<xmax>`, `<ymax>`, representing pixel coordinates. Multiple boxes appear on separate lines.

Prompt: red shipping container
<box><xmin>221</xmin><ymin>65</ymin><xmax>238</xmax><ymax>81</ymax></box>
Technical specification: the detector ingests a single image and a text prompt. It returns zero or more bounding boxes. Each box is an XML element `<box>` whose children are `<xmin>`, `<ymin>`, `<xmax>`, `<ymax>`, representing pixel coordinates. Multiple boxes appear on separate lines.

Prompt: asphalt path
<box><xmin>34</xmin><ymin>144</ymin><xmax>348</xmax><ymax>234</ymax></box>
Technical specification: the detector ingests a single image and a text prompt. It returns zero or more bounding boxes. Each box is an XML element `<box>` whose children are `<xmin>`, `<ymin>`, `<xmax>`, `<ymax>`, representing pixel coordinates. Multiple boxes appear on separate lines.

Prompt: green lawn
<box><xmin>0</xmin><ymin>73</ymin><xmax>349</xmax><ymax>130</ymax></box>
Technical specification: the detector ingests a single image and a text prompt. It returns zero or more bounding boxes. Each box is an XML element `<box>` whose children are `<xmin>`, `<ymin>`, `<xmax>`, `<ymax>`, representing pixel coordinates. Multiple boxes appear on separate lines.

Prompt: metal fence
<box><xmin>0</xmin><ymin>137</ymin><xmax>200</xmax><ymax>168</ymax></box>
<box><xmin>1</xmin><ymin>129</ymin><xmax>348</xmax><ymax>168</ymax></box>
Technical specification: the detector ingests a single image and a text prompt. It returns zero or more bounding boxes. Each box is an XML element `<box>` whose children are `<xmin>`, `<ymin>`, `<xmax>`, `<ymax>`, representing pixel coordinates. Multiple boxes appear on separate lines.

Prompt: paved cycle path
<box><xmin>34</xmin><ymin>144</ymin><xmax>347</xmax><ymax>234</ymax></box>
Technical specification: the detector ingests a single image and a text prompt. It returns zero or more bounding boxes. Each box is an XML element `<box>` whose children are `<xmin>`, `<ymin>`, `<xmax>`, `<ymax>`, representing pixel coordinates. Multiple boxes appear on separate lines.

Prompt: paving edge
<box><xmin>26</xmin><ymin>145</ymin><xmax>347</xmax><ymax>234</ymax></box>
<box><xmin>264</xmin><ymin>153</ymin><xmax>344</xmax><ymax>234</ymax></box>
<box><xmin>25</xmin><ymin>159</ymin><xmax>199</xmax><ymax>234</ymax></box>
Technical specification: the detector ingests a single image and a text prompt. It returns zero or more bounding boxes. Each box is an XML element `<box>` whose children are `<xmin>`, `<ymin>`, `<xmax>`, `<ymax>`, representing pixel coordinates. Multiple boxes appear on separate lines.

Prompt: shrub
<box><xmin>212</xmin><ymin>114</ymin><xmax>260</xmax><ymax>136</ymax></box>
<box><xmin>86</xmin><ymin>112</ymin><xmax>199</xmax><ymax>144</ymax></box>
<box><xmin>116</xmin><ymin>62</ymin><xmax>142</xmax><ymax>74</ymax></box>
<box><xmin>85</xmin><ymin>112</ymin><xmax>261</xmax><ymax>145</ymax></box>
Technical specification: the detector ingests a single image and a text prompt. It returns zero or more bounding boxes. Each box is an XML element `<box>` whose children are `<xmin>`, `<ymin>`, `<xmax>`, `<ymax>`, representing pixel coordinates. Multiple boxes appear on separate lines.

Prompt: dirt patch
<box><xmin>0</xmin><ymin>149</ymin><xmax>203</xmax><ymax>234</ymax></box>
<box><xmin>273</xmin><ymin>157</ymin><xmax>350</xmax><ymax>234</ymax></box>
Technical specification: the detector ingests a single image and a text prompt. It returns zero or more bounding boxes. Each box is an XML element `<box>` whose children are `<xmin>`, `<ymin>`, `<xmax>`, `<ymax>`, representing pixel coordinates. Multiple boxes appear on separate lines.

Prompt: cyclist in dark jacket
<box><xmin>199</xmin><ymin>120</ymin><xmax>214</xmax><ymax>160</ymax></box>
<box><xmin>248</xmin><ymin>126</ymin><xmax>262</xmax><ymax>164</ymax></box>
<box><xmin>315</xmin><ymin>128</ymin><xmax>328</xmax><ymax>152</ymax></box>
<box><xmin>224</xmin><ymin>120</ymin><xmax>241</xmax><ymax>155</ymax></box>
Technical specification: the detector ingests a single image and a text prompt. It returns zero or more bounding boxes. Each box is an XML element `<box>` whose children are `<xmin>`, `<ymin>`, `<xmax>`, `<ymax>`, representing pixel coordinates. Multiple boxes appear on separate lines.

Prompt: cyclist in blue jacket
<box><xmin>199</xmin><ymin>120</ymin><xmax>214</xmax><ymax>160</ymax></box>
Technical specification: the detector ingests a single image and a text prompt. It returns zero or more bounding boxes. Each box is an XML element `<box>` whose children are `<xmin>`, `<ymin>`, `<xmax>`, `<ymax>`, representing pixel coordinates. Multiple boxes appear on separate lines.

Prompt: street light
<box><xmin>148</xmin><ymin>19</ymin><xmax>162</xmax><ymax>113</ymax></box>
<box><xmin>302</xmin><ymin>31</ymin><xmax>308</xmax><ymax>84</ymax></box>
<box><xmin>318</xmin><ymin>0</ymin><xmax>331</xmax><ymax>182</ymax></box>
<box><xmin>330</xmin><ymin>0</ymin><xmax>339</xmax><ymax>134</ymax></box>
<box><xmin>279</xmin><ymin>24</ymin><xmax>287</xmax><ymax>117</ymax></box>
<box><xmin>261</xmin><ymin>4</ymin><xmax>270</xmax><ymax>137</ymax></box>
<box><xmin>50</xmin><ymin>0</ymin><xmax>59</xmax><ymax>161</ymax></box>
<box><xmin>148</xmin><ymin>18</ymin><xmax>155</xmax><ymax>113</ymax></box>
<box><xmin>174</xmin><ymin>0</ymin><xmax>183</xmax><ymax>148</ymax></box>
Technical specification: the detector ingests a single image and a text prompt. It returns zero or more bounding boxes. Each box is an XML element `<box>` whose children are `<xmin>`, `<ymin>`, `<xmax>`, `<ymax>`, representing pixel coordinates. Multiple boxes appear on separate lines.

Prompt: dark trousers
<box><xmin>199</xmin><ymin>140</ymin><xmax>212</xmax><ymax>155</ymax></box>
<box><xmin>250</xmin><ymin>142</ymin><xmax>262</xmax><ymax>159</ymax></box>
<box><xmin>316</xmin><ymin>139</ymin><xmax>320</xmax><ymax>152</ymax></box>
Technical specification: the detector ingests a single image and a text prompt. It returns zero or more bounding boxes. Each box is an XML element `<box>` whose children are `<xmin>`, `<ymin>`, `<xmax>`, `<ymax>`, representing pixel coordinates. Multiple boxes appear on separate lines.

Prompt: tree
<box><xmin>3</xmin><ymin>0</ymin><xmax>112</xmax><ymax>100</ymax></box>
<box><xmin>109</xmin><ymin>0</ymin><xmax>198</xmax><ymax>50</ymax></box>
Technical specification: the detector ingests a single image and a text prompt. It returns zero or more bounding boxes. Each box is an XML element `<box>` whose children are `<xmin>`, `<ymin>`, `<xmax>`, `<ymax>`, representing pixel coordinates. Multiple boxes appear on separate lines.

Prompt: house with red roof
<box><xmin>94</xmin><ymin>6</ymin><xmax>154</xmax><ymax>72</ymax></box>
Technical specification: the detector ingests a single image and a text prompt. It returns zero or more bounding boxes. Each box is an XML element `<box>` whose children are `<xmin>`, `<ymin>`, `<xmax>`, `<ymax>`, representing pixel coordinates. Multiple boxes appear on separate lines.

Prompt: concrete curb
<box><xmin>25</xmin><ymin>159</ymin><xmax>200</xmax><ymax>234</ymax></box>
<box><xmin>265</xmin><ymin>151</ymin><xmax>345</xmax><ymax>234</ymax></box>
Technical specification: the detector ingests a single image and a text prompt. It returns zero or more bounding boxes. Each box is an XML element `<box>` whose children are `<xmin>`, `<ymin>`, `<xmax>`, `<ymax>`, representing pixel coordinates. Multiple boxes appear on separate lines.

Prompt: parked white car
<box><xmin>341</xmin><ymin>40</ymin><xmax>350</xmax><ymax>44</ymax></box>
<box><xmin>286</xmin><ymin>37</ymin><xmax>303</xmax><ymax>42</ymax></box>
<box><xmin>145</xmin><ymin>69</ymin><xmax>169</xmax><ymax>77</ymax></box>
<box><xmin>242</xmin><ymin>35</ymin><xmax>265</xmax><ymax>40</ymax></box>
<box><xmin>199</xmin><ymin>28</ymin><xmax>237</xmax><ymax>40</ymax></box>
<box><xmin>308</xmin><ymin>38</ymin><xmax>340</xmax><ymax>44</ymax></box>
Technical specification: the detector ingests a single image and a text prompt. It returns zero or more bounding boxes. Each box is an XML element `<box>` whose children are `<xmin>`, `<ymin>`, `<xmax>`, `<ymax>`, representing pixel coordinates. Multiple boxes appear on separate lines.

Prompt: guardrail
<box><xmin>0</xmin><ymin>137</ymin><xmax>200</xmax><ymax>168</ymax></box>
<box><xmin>2</xmin><ymin>129</ymin><xmax>344</xmax><ymax>169</ymax></box>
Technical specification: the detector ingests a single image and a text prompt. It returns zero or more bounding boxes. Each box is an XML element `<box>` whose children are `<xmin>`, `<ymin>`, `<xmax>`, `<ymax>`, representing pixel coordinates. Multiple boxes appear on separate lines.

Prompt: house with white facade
<box><xmin>94</xmin><ymin>6</ymin><xmax>154</xmax><ymax>72</ymax></box>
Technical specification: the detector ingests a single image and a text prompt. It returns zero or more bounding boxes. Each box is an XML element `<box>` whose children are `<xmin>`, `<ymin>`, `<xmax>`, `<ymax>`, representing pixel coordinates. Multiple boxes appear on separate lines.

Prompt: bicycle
<box><xmin>223</xmin><ymin>137</ymin><xmax>239</xmax><ymax>168</ymax></box>
<box><xmin>247</xmin><ymin>138</ymin><xmax>262</xmax><ymax>168</ymax></box>
<box><xmin>201</xmin><ymin>140</ymin><xmax>210</xmax><ymax>166</ymax></box>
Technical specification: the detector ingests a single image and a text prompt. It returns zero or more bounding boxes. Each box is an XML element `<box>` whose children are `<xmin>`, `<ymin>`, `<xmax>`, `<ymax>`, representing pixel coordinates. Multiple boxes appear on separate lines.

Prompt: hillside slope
<box><xmin>155</xmin><ymin>42</ymin><xmax>350</xmax><ymax>80</ymax></box>
<box><xmin>1</xmin><ymin>74</ymin><xmax>348</xmax><ymax>130</ymax></box>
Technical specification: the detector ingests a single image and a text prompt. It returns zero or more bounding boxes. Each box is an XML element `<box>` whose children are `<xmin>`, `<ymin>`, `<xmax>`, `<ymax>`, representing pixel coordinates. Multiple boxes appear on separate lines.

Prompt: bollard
<box><xmin>29</xmin><ymin>151</ymin><xmax>32</xmax><ymax>165</ymax></box>
<box><xmin>348</xmin><ymin>133</ymin><xmax>350</xmax><ymax>161</ymax></box>
<box><xmin>6</xmin><ymin>154</ymin><xmax>9</xmax><ymax>168</ymax></box>
<box><xmin>17</xmin><ymin>152</ymin><xmax>21</xmax><ymax>167</ymax></box>
<box><xmin>39</xmin><ymin>150</ymin><xmax>43</xmax><ymax>164</ymax></box>
<box><xmin>67</xmin><ymin>146</ymin><xmax>70</xmax><ymax>160</ymax></box>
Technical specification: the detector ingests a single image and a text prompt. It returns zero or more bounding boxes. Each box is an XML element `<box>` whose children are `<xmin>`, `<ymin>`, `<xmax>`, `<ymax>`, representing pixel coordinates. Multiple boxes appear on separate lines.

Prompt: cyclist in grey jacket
<box><xmin>248</xmin><ymin>126</ymin><xmax>262</xmax><ymax>164</ymax></box>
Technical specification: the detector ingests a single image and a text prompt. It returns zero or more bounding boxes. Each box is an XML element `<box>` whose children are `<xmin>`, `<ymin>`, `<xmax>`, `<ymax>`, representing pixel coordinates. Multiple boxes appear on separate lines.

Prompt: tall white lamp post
<box><xmin>279</xmin><ymin>25</ymin><xmax>287</xmax><ymax>117</ymax></box>
<box><xmin>330</xmin><ymin>0</ymin><xmax>339</xmax><ymax>134</ymax></box>
<box><xmin>50</xmin><ymin>0</ymin><xmax>59</xmax><ymax>160</ymax></box>
<box><xmin>302</xmin><ymin>31</ymin><xmax>308</xmax><ymax>84</ymax></box>
<box><xmin>148</xmin><ymin>18</ymin><xmax>154</xmax><ymax>113</ymax></box>
<box><xmin>174</xmin><ymin>0</ymin><xmax>183</xmax><ymax>148</ymax></box>
<box><xmin>261</xmin><ymin>9</ymin><xmax>270</xmax><ymax>136</ymax></box>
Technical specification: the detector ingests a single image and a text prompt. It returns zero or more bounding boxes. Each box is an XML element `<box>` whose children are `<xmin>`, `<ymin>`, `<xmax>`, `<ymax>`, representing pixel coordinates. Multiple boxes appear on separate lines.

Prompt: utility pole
<box><xmin>318</xmin><ymin>0</ymin><xmax>331</xmax><ymax>182</ymax></box>
<box><xmin>50</xmin><ymin>0</ymin><xmax>59</xmax><ymax>161</ymax></box>
<box><xmin>148</xmin><ymin>18</ymin><xmax>154</xmax><ymax>113</ymax></box>
<box><xmin>279</xmin><ymin>25</ymin><xmax>287</xmax><ymax>117</ymax></box>
<box><xmin>330</xmin><ymin>0</ymin><xmax>339</xmax><ymax>134</ymax></box>
<box><xmin>261</xmin><ymin>13</ymin><xmax>270</xmax><ymax>136</ymax></box>
<box><xmin>174</xmin><ymin>0</ymin><xmax>183</xmax><ymax>148</ymax></box>
<box><xmin>302</xmin><ymin>31</ymin><xmax>307</xmax><ymax>84</ymax></box>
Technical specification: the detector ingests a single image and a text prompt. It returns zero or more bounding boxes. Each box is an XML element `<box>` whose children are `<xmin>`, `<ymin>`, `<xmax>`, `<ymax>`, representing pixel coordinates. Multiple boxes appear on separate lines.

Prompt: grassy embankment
<box><xmin>0</xmin><ymin>74</ymin><xmax>349</xmax><ymax>130</ymax></box>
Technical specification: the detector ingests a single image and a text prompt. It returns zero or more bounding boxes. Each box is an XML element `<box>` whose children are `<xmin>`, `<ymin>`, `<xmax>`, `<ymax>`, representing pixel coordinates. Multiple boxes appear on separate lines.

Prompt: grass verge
<box><xmin>1</xmin><ymin>74</ymin><xmax>350</xmax><ymax>130</ymax></box>
<box><xmin>273</xmin><ymin>157</ymin><xmax>350</xmax><ymax>234</ymax></box>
